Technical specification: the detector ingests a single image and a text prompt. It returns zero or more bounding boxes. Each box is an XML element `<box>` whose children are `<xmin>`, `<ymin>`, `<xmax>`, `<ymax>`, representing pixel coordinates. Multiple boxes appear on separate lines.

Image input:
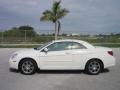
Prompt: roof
<box><xmin>52</xmin><ymin>39</ymin><xmax>95</xmax><ymax>49</ymax></box>
<box><xmin>53</xmin><ymin>39</ymin><xmax>86</xmax><ymax>43</ymax></box>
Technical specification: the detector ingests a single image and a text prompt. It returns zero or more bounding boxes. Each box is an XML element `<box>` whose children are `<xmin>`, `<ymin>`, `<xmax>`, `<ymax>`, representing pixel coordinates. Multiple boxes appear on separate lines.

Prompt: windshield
<box><xmin>34</xmin><ymin>41</ymin><xmax>52</xmax><ymax>50</ymax></box>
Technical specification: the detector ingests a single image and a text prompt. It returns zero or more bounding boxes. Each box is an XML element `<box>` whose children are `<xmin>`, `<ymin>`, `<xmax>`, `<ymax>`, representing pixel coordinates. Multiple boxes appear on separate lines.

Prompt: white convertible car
<box><xmin>9</xmin><ymin>39</ymin><xmax>116</xmax><ymax>75</ymax></box>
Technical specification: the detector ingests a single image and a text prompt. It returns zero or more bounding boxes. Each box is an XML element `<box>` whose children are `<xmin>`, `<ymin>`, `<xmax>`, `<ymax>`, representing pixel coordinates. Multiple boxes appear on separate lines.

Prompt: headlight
<box><xmin>11</xmin><ymin>53</ymin><xmax>18</xmax><ymax>59</ymax></box>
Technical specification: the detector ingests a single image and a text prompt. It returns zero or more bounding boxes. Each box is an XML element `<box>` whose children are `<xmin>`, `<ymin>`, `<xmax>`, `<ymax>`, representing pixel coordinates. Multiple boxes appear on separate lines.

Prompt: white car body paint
<box><xmin>9</xmin><ymin>39</ymin><xmax>116</xmax><ymax>70</ymax></box>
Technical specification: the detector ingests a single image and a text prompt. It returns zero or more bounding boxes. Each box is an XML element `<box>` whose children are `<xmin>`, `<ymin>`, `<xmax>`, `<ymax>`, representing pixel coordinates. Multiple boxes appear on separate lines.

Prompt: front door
<box><xmin>39</xmin><ymin>41</ymin><xmax>73</xmax><ymax>69</ymax></box>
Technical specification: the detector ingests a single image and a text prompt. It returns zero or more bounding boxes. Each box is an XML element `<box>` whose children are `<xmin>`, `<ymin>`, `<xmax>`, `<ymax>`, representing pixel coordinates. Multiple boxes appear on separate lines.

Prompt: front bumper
<box><xmin>9</xmin><ymin>58</ymin><xmax>19</xmax><ymax>70</ymax></box>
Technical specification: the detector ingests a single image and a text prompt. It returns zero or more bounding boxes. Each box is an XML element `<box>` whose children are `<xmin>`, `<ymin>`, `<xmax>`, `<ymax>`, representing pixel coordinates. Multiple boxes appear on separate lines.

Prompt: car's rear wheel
<box><xmin>85</xmin><ymin>60</ymin><xmax>103</xmax><ymax>75</ymax></box>
<box><xmin>19</xmin><ymin>59</ymin><xmax>37</xmax><ymax>75</ymax></box>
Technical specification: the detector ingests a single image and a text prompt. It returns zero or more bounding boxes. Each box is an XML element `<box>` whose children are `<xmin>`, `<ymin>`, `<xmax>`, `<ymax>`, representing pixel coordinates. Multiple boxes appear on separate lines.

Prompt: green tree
<box><xmin>18</xmin><ymin>25</ymin><xmax>36</xmax><ymax>37</ymax></box>
<box><xmin>18</xmin><ymin>25</ymin><xmax>34</xmax><ymax>31</ymax></box>
<box><xmin>4</xmin><ymin>27</ymin><xmax>20</xmax><ymax>37</ymax></box>
<box><xmin>4</xmin><ymin>26</ymin><xmax>37</xmax><ymax>38</ymax></box>
<box><xmin>40</xmin><ymin>0</ymin><xmax>69</xmax><ymax>40</ymax></box>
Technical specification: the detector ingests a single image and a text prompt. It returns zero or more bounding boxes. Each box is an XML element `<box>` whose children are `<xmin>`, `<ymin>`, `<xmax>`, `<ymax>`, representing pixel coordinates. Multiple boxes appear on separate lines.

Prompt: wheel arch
<box><xmin>85</xmin><ymin>58</ymin><xmax>104</xmax><ymax>70</ymax></box>
<box><xmin>18</xmin><ymin>57</ymin><xmax>38</xmax><ymax>70</ymax></box>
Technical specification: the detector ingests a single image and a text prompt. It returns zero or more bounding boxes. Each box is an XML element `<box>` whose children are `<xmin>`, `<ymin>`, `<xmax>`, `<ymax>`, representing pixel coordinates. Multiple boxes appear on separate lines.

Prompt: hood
<box><xmin>14</xmin><ymin>48</ymin><xmax>38</xmax><ymax>54</ymax></box>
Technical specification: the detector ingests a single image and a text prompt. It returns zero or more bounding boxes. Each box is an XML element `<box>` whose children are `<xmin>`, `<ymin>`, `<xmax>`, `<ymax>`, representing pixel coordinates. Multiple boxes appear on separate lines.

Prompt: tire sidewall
<box><xmin>85</xmin><ymin>60</ymin><xmax>102</xmax><ymax>75</ymax></box>
<box><xmin>19</xmin><ymin>59</ymin><xmax>37</xmax><ymax>75</ymax></box>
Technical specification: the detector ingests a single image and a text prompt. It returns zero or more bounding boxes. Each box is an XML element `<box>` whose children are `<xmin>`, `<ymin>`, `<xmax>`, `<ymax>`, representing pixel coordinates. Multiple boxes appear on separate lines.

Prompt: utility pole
<box><xmin>1</xmin><ymin>31</ymin><xmax>4</xmax><ymax>43</ymax></box>
<box><xmin>25</xmin><ymin>30</ymin><xmax>26</xmax><ymax>42</ymax></box>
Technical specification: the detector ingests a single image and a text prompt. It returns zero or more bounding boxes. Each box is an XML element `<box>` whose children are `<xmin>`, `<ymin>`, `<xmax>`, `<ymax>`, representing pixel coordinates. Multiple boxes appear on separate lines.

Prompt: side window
<box><xmin>72</xmin><ymin>42</ymin><xmax>87</xmax><ymax>49</ymax></box>
<box><xmin>47</xmin><ymin>42</ymin><xmax>72</xmax><ymax>51</ymax></box>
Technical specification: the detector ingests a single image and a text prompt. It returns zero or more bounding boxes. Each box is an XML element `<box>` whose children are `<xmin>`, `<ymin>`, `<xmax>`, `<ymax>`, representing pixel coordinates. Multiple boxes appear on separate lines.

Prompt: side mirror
<box><xmin>43</xmin><ymin>48</ymin><xmax>48</xmax><ymax>52</ymax></box>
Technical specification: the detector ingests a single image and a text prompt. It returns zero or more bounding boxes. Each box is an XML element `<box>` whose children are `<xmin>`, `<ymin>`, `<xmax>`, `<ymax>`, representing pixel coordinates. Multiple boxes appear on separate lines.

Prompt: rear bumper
<box><xmin>104</xmin><ymin>56</ymin><xmax>116</xmax><ymax>68</ymax></box>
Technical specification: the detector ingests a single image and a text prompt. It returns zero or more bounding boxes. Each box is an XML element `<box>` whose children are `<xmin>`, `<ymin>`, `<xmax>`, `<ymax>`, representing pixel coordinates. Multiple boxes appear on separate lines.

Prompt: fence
<box><xmin>0</xmin><ymin>30</ymin><xmax>120</xmax><ymax>44</ymax></box>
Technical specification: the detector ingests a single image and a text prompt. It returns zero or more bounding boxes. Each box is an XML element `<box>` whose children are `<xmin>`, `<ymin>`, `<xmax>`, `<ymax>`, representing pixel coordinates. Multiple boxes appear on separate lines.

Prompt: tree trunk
<box><xmin>55</xmin><ymin>22</ymin><xmax>58</xmax><ymax>40</ymax></box>
<box><xmin>57</xmin><ymin>21</ymin><xmax>61</xmax><ymax>35</ymax></box>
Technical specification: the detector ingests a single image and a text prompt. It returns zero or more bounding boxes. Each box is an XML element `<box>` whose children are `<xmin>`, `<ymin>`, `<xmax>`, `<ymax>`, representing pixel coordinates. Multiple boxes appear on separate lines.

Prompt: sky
<box><xmin>0</xmin><ymin>0</ymin><xmax>120</xmax><ymax>34</ymax></box>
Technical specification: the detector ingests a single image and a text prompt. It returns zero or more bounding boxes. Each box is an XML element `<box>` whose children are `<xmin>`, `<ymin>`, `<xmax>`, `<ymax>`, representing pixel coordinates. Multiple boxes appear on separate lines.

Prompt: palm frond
<box><xmin>52</xmin><ymin>0</ymin><xmax>61</xmax><ymax>15</ymax></box>
<box><xmin>57</xmin><ymin>8</ymin><xmax>69</xmax><ymax>19</ymax></box>
<box><xmin>40</xmin><ymin>10</ymin><xmax>54</xmax><ymax>21</ymax></box>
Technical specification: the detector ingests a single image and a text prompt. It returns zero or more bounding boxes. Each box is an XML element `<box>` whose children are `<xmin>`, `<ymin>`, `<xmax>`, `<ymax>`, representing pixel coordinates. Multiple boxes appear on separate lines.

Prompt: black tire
<box><xmin>19</xmin><ymin>59</ymin><xmax>37</xmax><ymax>75</ymax></box>
<box><xmin>85</xmin><ymin>59</ymin><xmax>103</xmax><ymax>75</ymax></box>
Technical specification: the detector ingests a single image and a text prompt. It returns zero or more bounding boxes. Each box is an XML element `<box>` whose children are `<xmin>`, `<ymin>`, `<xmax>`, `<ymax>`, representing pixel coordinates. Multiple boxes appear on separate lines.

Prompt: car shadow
<box><xmin>37</xmin><ymin>69</ymin><xmax>110</xmax><ymax>74</ymax></box>
<box><xmin>9</xmin><ymin>68</ymin><xmax>84</xmax><ymax>74</ymax></box>
<box><xmin>9</xmin><ymin>68</ymin><xmax>110</xmax><ymax>74</ymax></box>
<box><xmin>37</xmin><ymin>70</ymin><xmax>86</xmax><ymax>74</ymax></box>
<box><xmin>101</xmin><ymin>69</ymin><xmax>110</xmax><ymax>73</ymax></box>
<box><xmin>9</xmin><ymin>68</ymin><xmax>19</xmax><ymax>73</ymax></box>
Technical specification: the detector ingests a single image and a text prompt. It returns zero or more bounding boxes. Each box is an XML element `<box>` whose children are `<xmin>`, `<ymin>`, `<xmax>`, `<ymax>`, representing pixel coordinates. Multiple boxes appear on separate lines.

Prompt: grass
<box><xmin>0</xmin><ymin>43</ymin><xmax>120</xmax><ymax>48</ymax></box>
<box><xmin>0</xmin><ymin>45</ymin><xmax>40</xmax><ymax>48</ymax></box>
<box><xmin>93</xmin><ymin>43</ymin><xmax>120</xmax><ymax>48</ymax></box>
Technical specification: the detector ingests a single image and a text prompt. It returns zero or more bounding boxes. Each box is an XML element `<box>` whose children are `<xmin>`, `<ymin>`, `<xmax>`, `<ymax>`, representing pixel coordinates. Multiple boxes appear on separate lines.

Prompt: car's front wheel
<box><xmin>85</xmin><ymin>60</ymin><xmax>103</xmax><ymax>75</ymax></box>
<box><xmin>19</xmin><ymin>59</ymin><xmax>37</xmax><ymax>75</ymax></box>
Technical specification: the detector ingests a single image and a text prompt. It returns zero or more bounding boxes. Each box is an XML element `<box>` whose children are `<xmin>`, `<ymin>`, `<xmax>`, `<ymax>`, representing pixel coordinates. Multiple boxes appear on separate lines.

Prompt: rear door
<box><xmin>70</xmin><ymin>42</ymin><xmax>88</xmax><ymax>68</ymax></box>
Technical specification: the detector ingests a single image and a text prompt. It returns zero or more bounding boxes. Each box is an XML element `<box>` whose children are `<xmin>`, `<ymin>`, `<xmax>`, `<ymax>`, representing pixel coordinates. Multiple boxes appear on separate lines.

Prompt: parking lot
<box><xmin>0</xmin><ymin>48</ymin><xmax>120</xmax><ymax>90</ymax></box>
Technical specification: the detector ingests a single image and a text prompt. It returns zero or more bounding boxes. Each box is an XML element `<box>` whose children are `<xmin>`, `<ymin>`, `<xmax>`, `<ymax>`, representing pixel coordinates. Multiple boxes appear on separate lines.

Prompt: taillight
<box><xmin>108</xmin><ymin>51</ymin><xmax>113</xmax><ymax>56</ymax></box>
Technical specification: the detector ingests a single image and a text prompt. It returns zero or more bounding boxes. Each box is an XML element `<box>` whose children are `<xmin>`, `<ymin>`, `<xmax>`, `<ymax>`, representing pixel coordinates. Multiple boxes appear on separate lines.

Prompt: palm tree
<box><xmin>40</xmin><ymin>0</ymin><xmax>69</xmax><ymax>40</ymax></box>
